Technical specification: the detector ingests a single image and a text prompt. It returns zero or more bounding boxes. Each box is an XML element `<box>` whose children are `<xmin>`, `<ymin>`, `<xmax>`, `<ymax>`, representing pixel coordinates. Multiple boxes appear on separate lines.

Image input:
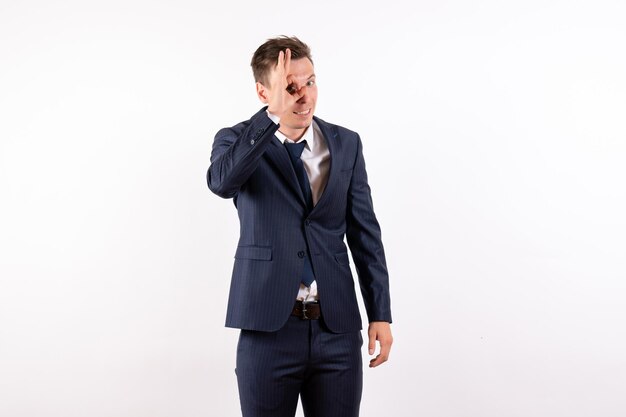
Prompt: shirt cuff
<box><xmin>266</xmin><ymin>110</ymin><xmax>280</xmax><ymax>125</ymax></box>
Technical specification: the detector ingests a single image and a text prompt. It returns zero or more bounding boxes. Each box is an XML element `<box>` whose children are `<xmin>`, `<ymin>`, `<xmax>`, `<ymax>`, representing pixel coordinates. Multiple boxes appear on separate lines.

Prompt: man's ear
<box><xmin>256</xmin><ymin>82</ymin><xmax>269</xmax><ymax>104</ymax></box>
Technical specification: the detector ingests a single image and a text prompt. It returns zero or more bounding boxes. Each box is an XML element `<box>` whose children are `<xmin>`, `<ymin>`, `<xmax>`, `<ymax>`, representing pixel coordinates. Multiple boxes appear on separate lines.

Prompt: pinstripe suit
<box><xmin>207</xmin><ymin>106</ymin><xmax>391</xmax><ymax>333</ymax></box>
<box><xmin>207</xmin><ymin>106</ymin><xmax>392</xmax><ymax>416</ymax></box>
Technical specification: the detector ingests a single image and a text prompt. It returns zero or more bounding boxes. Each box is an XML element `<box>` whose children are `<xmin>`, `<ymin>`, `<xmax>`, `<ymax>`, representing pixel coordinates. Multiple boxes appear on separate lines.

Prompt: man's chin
<box><xmin>286</xmin><ymin>118</ymin><xmax>312</xmax><ymax>129</ymax></box>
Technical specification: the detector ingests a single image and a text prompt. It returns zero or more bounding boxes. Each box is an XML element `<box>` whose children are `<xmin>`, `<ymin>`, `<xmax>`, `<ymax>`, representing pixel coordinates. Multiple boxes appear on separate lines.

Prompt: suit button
<box><xmin>250</xmin><ymin>139</ymin><xmax>255</xmax><ymax>145</ymax></box>
<box><xmin>305</xmin><ymin>219</ymin><xmax>311</xmax><ymax>226</ymax></box>
<box><xmin>297</xmin><ymin>251</ymin><xmax>305</xmax><ymax>258</ymax></box>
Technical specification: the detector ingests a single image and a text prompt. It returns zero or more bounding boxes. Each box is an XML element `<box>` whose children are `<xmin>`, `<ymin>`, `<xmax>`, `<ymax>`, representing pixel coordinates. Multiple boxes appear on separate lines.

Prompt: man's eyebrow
<box><xmin>307</xmin><ymin>74</ymin><xmax>316</xmax><ymax>80</ymax></box>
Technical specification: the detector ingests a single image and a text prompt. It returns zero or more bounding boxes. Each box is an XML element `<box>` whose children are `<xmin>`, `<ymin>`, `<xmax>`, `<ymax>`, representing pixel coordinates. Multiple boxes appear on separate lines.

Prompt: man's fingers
<box><xmin>267</xmin><ymin>48</ymin><xmax>298</xmax><ymax>116</ymax></box>
<box><xmin>369</xmin><ymin>355</ymin><xmax>382</xmax><ymax>367</ymax></box>
<box><xmin>284</xmin><ymin>48</ymin><xmax>291</xmax><ymax>73</ymax></box>
<box><xmin>369</xmin><ymin>351</ymin><xmax>387</xmax><ymax>367</ymax></box>
<box><xmin>369</xmin><ymin>343</ymin><xmax>390</xmax><ymax>368</ymax></box>
<box><xmin>380</xmin><ymin>340</ymin><xmax>391</xmax><ymax>362</ymax></box>
<box><xmin>275</xmin><ymin>50</ymin><xmax>286</xmax><ymax>77</ymax></box>
<box><xmin>274</xmin><ymin>50</ymin><xmax>291</xmax><ymax>87</ymax></box>
<box><xmin>367</xmin><ymin>324</ymin><xmax>393</xmax><ymax>368</ymax></box>
<box><xmin>368</xmin><ymin>331</ymin><xmax>376</xmax><ymax>355</ymax></box>
<box><xmin>290</xmin><ymin>87</ymin><xmax>304</xmax><ymax>101</ymax></box>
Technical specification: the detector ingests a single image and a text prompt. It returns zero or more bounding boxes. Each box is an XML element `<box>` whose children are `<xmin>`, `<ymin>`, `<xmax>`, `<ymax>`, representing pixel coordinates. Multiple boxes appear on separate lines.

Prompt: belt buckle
<box><xmin>301</xmin><ymin>301</ymin><xmax>310</xmax><ymax>320</ymax></box>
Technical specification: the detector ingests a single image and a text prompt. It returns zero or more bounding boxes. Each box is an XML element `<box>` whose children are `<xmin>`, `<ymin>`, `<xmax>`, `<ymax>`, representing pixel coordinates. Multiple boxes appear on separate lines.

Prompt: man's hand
<box><xmin>266</xmin><ymin>48</ymin><xmax>302</xmax><ymax>118</ymax></box>
<box><xmin>368</xmin><ymin>321</ymin><xmax>393</xmax><ymax>368</ymax></box>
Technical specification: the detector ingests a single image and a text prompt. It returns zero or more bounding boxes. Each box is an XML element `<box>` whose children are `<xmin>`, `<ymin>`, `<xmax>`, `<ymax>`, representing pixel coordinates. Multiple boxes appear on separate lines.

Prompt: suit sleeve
<box><xmin>207</xmin><ymin>109</ymin><xmax>280</xmax><ymax>199</ymax></box>
<box><xmin>345</xmin><ymin>134</ymin><xmax>393</xmax><ymax>323</ymax></box>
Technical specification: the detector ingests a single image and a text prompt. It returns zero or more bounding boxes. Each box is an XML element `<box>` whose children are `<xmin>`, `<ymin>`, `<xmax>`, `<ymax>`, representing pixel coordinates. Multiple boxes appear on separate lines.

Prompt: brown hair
<box><xmin>250</xmin><ymin>35</ymin><xmax>313</xmax><ymax>86</ymax></box>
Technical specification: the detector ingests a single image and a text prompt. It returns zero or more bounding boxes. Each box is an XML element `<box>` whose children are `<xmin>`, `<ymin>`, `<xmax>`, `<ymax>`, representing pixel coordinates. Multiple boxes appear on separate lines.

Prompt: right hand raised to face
<box><xmin>266</xmin><ymin>48</ymin><xmax>302</xmax><ymax>118</ymax></box>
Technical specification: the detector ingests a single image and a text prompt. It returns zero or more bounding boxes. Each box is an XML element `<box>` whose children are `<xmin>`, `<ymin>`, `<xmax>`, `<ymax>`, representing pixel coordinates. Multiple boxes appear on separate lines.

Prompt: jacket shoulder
<box><xmin>314</xmin><ymin>116</ymin><xmax>360</xmax><ymax>143</ymax></box>
<box><xmin>216</xmin><ymin>107</ymin><xmax>272</xmax><ymax>137</ymax></box>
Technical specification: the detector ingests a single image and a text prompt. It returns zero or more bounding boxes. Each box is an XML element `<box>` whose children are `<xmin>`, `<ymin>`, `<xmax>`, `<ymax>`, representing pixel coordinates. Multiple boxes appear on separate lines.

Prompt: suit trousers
<box><xmin>235</xmin><ymin>314</ymin><xmax>363</xmax><ymax>417</ymax></box>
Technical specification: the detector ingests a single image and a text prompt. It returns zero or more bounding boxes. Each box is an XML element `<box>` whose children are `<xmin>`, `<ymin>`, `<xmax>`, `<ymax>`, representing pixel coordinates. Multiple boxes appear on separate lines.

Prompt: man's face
<box><xmin>259</xmin><ymin>57</ymin><xmax>317</xmax><ymax>139</ymax></box>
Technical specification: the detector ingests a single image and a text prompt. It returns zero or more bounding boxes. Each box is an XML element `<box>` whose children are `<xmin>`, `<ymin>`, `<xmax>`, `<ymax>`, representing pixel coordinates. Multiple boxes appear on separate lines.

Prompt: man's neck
<box><xmin>279</xmin><ymin>126</ymin><xmax>307</xmax><ymax>142</ymax></box>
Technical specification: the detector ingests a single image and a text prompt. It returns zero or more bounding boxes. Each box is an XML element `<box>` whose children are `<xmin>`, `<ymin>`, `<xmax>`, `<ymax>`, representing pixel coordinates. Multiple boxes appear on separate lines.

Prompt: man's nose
<box><xmin>296</xmin><ymin>86</ymin><xmax>310</xmax><ymax>102</ymax></box>
<box><xmin>290</xmin><ymin>82</ymin><xmax>310</xmax><ymax>95</ymax></box>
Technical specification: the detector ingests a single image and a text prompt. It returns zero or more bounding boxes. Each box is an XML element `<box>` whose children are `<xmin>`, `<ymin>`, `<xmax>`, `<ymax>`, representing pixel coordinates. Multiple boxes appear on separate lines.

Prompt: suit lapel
<box><xmin>310</xmin><ymin>116</ymin><xmax>338</xmax><ymax>215</ymax></box>
<box><xmin>265</xmin><ymin>136</ymin><xmax>308</xmax><ymax>206</ymax></box>
<box><xmin>263</xmin><ymin>116</ymin><xmax>340</xmax><ymax>213</ymax></box>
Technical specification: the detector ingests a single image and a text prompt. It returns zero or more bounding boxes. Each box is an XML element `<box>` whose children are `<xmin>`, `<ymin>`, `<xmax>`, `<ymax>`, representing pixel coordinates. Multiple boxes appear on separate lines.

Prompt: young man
<box><xmin>207</xmin><ymin>36</ymin><xmax>393</xmax><ymax>417</ymax></box>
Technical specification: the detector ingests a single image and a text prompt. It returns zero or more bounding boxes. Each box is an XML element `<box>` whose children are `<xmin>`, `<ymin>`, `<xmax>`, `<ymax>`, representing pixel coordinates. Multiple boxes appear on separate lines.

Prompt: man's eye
<box><xmin>286</xmin><ymin>84</ymin><xmax>297</xmax><ymax>94</ymax></box>
<box><xmin>306</xmin><ymin>80</ymin><xmax>315</xmax><ymax>87</ymax></box>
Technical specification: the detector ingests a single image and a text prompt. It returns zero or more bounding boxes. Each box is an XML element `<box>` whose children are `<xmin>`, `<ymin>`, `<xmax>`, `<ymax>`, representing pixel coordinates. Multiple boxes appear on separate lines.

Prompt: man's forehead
<box><xmin>285</xmin><ymin>57</ymin><xmax>314</xmax><ymax>77</ymax></box>
<box><xmin>287</xmin><ymin>73</ymin><xmax>316</xmax><ymax>81</ymax></box>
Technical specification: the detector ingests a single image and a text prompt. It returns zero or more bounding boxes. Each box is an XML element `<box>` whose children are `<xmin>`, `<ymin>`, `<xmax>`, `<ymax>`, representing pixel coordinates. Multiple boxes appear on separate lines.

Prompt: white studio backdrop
<box><xmin>1</xmin><ymin>0</ymin><xmax>625</xmax><ymax>416</ymax></box>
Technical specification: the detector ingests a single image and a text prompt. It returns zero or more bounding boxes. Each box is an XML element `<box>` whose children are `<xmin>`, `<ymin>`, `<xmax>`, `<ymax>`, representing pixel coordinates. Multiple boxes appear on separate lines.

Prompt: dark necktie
<box><xmin>284</xmin><ymin>141</ymin><xmax>313</xmax><ymax>211</ymax></box>
<box><xmin>284</xmin><ymin>140</ymin><xmax>315</xmax><ymax>287</ymax></box>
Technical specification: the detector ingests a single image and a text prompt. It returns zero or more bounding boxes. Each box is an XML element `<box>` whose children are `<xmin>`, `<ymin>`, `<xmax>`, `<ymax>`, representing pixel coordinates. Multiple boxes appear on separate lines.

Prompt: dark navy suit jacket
<box><xmin>207</xmin><ymin>107</ymin><xmax>392</xmax><ymax>333</ymax></box>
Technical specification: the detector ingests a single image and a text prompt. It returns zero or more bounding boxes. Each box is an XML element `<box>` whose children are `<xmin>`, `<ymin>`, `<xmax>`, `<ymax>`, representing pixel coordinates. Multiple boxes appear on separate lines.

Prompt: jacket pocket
<box><xmin>334</xmin><ymin>251</ymin><xmax>350</xmax><ymax>265</ymax></box>
<box><xmin>235</xmin><ymin>245</ymin><xmax>273</xmax><ymax>261</ymax></box>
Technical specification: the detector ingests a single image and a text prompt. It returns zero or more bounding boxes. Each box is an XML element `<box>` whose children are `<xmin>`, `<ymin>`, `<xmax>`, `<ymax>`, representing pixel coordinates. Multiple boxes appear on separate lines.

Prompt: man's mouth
<box><xmin>293</xmin><ymin>109</ymin><xmax>311</xmax><ymax>116</ymax></box>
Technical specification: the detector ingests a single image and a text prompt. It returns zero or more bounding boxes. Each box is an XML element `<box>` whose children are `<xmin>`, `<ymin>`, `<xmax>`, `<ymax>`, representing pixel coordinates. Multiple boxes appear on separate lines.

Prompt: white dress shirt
<box><xmin>266</xmin><ymin>110</ymin><xmax>330</xmax><ymax>301</ymax></box>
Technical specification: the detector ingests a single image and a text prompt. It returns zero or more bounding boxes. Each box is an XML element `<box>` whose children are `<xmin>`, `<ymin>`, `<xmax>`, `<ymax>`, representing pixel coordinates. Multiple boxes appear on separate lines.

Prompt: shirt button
<box><xmin>297</xmin><ymin>251</ymin><xmax>305</xmax><ymax>258</ymax></box>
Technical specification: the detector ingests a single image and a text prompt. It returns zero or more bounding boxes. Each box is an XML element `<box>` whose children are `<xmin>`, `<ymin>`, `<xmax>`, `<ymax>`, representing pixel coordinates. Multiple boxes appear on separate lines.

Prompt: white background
<box><xmin>1</xmin><ymin>0</ymin><xmax>625</xmax><ymax>416</ymax></box>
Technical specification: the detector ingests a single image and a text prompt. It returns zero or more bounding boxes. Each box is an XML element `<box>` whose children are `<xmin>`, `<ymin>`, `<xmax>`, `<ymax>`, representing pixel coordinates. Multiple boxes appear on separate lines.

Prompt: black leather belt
<box><xmin>291</xmin><ymin>300</ymin><xmax>321</xmax><ymax>320</ymax></box>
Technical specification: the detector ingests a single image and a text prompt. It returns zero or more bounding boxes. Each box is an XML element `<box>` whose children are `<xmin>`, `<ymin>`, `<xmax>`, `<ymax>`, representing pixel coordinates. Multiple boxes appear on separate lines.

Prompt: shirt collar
<box><xmin>274</xmin><ymin>121</ymin><xmax>317</xmax><ymax>151</ymax></box>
